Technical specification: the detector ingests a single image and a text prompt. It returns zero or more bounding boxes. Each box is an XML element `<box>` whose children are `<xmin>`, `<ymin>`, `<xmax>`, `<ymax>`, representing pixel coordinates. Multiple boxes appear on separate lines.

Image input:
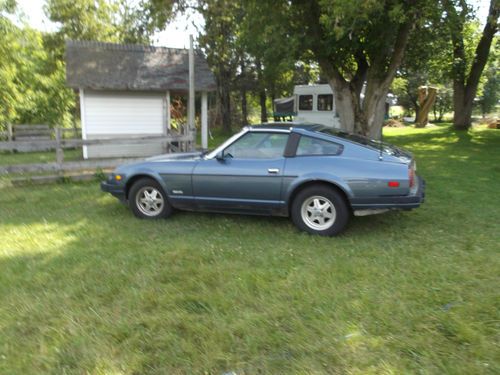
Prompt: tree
<box><xmin>239</xmin><ymin>0</ymin><xmax>300</xmax><ymax>124</ymax></box>
<box><xmin>433</xmin><ymin>85</ymin><xmax>453</xmax><ymax>122</ymax></box>
<box><xmin>477</xmin><ymin>38</ymin><xmax>499</xmax><ymax>117</ymax></box>
<box><xmin>0</xmin><ymin>3</ymin><xmax>21</xmax><ymax>129</ymax></box>
<box><xmin>444</xmin><ymin>0</ymin><xmax>499</xmax><ymax>130</ymax></box>
<box><xmin>239</xmin><ymin>0</ymin><xmax>437</xmax><ymax>139</ymax></box>
<box><xmin>198</xmin><ymin>0</ymin><xmax>242</xmax><ymax>134</ymax></box>
<box><xmin>394</xmin><ymin>3</ymin><xmax>453</xmax><ymax>122</ymax></box>
<box><xmin>415</xmin><ymin>86</ymin><xmax>437</xmax><ymax>126</ymax></box>
<box><xmin>0</xmin><ymin>2</ymin><xmax>75</xmax><ymax>128</ymax></box>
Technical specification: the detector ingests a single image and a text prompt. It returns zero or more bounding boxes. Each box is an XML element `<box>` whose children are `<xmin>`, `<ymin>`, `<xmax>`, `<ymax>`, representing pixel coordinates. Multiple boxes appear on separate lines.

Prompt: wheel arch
<box><xmin>287</xmin><ymin>180</ymin><xmax>352</xmax><ymax>214</ymax></box>
<box><xmin>125</xmin><ymin>173</ymin><xmax>168</xmax><ymax>200</ymax></box>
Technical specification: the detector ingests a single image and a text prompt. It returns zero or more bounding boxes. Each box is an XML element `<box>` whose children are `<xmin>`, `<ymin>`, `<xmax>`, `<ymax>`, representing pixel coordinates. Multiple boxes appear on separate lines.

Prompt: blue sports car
<box><xmin>101</xmin><ymin>123</ymin><xmax>425</xmax><ymax>236</ymax></box>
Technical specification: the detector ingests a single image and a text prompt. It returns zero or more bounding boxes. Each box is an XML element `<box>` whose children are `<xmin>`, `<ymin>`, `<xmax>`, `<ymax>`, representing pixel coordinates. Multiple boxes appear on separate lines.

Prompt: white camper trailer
<box><xmin>293</xmin><ymin>84</ymin><xmax>341</xmax><ymax>128</ymax></box>
<box><xmin>273</xmin><ymin>84</ymin><xmax>341</xmax><ymax>128</ymax></box>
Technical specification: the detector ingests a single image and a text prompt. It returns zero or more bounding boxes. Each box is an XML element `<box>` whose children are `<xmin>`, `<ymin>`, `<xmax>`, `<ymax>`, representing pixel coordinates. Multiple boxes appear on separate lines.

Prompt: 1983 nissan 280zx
<box><xmin>101</xmin><ymin>123</ymin><xmax>425</xmax><ymax>236</ymax></box>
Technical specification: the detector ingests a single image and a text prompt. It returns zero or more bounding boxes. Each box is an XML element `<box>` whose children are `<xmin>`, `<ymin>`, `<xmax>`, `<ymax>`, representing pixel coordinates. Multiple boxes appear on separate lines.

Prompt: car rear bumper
<box><xmin>350</xmin><ymin>176</ymin><xmax>426</xmax><ymax>210</ymax></box>
<box><xmin>101</xmin><ymin>181</ymin><xmax>126</xmax><ymax>202</ymax></box>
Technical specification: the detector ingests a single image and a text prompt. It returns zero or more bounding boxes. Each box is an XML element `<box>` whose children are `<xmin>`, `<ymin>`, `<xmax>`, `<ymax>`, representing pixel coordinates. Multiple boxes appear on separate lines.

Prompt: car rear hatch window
<box><xmin>314</xmin><ymin>126</ymin><xmax>412</xmax><ymax>159</ymax></box>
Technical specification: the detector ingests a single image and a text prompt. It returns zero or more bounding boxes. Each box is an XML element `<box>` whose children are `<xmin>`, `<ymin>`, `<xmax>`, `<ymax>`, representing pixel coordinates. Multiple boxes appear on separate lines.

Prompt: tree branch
<box><xmin>381</xmin><ymin>16</ymin><xmax>415</xmax><ymax>89</ymax></box>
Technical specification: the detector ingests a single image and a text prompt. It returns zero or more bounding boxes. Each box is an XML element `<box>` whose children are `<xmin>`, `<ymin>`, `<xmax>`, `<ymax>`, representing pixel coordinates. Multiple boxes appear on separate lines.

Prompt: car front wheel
<box><xmin>129</xmin><ymin>178</ymin><xmax>173</xmax><ymax>219</ymax></box>
<box><xmin>291</xmin><ymin>185</ymin><xmax>349</xmax><ymax>236</ymax></box>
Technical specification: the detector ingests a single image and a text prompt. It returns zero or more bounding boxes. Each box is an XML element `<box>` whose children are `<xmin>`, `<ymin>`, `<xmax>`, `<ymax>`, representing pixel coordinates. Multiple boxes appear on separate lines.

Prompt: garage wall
<box><xmin>82</xmin><ymin>90</ymin><xmax>166</xmax><ymax>158</ymax></box>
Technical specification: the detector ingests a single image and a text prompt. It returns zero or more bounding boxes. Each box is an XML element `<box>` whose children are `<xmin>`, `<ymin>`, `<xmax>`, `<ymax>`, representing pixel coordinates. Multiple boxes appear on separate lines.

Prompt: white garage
<box><xmin>66</xmin><ymin>40</ymin><xmax>216</xmax><ymax>159</ymax></box>
<box><xmin>80</xmin><ymin>90</ymin><xmax>166</xmax><ymax>158</ymax></box>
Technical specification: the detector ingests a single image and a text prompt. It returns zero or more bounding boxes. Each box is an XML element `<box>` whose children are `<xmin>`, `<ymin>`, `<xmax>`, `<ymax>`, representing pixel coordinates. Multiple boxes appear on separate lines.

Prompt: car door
<box><xmin>192</xmin><ymin>131</ymin><xmax>289</xmax><ymax>214</ymax></box>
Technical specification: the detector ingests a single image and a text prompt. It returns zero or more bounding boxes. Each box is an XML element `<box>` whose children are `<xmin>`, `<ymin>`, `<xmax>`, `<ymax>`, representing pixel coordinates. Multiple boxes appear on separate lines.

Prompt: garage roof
<box><xmin>66</xmin><ymin>40</ymin><xmax>216</xmax><ymax>92</ymax></box>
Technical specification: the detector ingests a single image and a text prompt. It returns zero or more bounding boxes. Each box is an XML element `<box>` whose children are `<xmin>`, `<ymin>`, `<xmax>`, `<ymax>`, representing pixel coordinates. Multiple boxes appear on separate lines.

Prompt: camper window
<box><xmin>318</xmin><ymin>94</ymin><xmax>333</xmax><ymax>111</ymax></box>
<box><xmin>298</xmin><ymin>95</ymin><xmax>313</xmax><ymax>111</ymax></box>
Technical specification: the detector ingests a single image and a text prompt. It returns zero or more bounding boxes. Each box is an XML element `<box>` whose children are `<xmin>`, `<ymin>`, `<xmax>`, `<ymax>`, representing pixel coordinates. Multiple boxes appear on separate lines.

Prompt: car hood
<box><xmin>146</xmin><ymin>151</ymin><xmax>204</xmax><ymax>162</ymax></box>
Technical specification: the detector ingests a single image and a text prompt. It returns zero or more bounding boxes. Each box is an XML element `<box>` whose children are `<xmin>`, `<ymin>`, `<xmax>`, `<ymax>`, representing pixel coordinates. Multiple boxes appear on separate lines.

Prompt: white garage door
<box><xmin>82</xmin><ymin>91</ymin><xmax>165</xmax><ymax>158</ymax></box>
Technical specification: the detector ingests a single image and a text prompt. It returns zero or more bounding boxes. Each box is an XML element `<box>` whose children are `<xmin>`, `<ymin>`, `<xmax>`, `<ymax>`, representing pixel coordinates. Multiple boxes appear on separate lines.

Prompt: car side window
<box><xmin>296</xmin><ymin>136</ymin><xmax>342</xmax><ymax>156</ymax></box>
<box><xmin>224</xmin><ymin>132</ymin><xmax>289</xmax><ymax>159</ymax></box>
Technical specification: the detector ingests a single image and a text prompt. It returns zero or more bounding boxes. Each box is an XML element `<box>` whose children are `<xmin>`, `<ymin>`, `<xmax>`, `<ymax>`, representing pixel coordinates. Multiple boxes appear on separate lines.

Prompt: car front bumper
<box><xmin>350</xmin><ymin>176</ymin><xmax>426</xmax><ymax>210</ymax></box>
<box><xmin>101</xmin><ymin>180</ymin><xmax>126</xmax><ymax>202</ymax></box>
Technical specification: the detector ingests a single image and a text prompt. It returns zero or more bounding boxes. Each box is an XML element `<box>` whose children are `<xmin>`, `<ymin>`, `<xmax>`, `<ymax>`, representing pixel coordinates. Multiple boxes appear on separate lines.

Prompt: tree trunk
<box><xmin>415</xmin><ymin>86</ymin><xmax>437</xmax><ymax>127</ymax></box>
<box><xmin>256</xmin><ymin>60</ymin><xmax>267</xmax><ymax>123</ymax></box>
<box><xmin>240</xmin><ymin>58</ymin><xmax>248</xmax><ymax>126</ymax></box>
<box><xmin>447</xmin><ymin>0</ymin><xmax>499</xmax><ymax>130</ymax></box>
<box><xmin>317</xmin><ymin>12</ymin><xmax>413</xmax><ymax>139</ymax></box>
<box><xmin>329</xmin><ymin>80</ymin><xmax>356</xmax><ymax>133</ymax></box>
<box><xmin>241</xmin><ymin>89</ymin><xmax>248</xmax><ymax>126</ymax></box>
<box><xmin>217</xmin><ymin>66</ymin><xmax>232</xmax><ymax>134</ymax></box>
<box><xmin>453</xmin><ymin>84</ymin><xmax>474</xmax><ymax>129</ymax></box>
<box><xmin>363</xmin><ymin>78</ymin><xmax>390</xmax><ymax>139</ymax></box>
<box><xmin>259</xmin><ymin>89</ymin><xmax>268</xmax><ymax>123</ymax></box>
<box><xmin>329</xmin><ymin>77</ymin><xmax>388</xmax><ymax>139</ymax></box>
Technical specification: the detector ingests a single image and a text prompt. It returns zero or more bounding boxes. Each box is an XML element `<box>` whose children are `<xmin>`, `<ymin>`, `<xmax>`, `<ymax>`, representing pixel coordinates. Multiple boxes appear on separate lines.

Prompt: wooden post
<box><xmin>201</xmin><ymin>91</ymin><xmax>208</xmax><ymax>150</ymax></box>
<box><xmin>166</xmin><ymin>90</ymin><xmax>171</xmax><ymax>130</ymax></box>
<box><xmin>188</xmin><ymin>35</ymin><xmax>195</xmax><ymax>133</ymax></box>
<box><xmin>7</xmin><ymin>123</ymin><xmax>13</xmax><ymax>142</ymax></box>
<box><xmin>7</xmin><ymin>123</ymin><xmax>13</xmax><ymax>153</ymax></box>
<box><xmin>55</xmin><ymin>127</ymin><xmax>64</xmax><ymax>170</ymax></box>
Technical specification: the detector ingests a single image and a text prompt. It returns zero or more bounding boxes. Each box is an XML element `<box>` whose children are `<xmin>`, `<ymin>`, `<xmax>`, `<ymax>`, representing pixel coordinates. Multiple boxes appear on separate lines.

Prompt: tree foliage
<box><xmin>1</xmin><ymin>0</ymin><xmax>498</xmax><ymax>135</ymax></box>
<box><xmin>0</xmin><ymin>5</ymin><xmax>74</xmax><ymax>128</ymax></box>
<box><xmin>233</xmin><ymin>0</ymin><xmax>438</xmax><ymax>138</ymax></box>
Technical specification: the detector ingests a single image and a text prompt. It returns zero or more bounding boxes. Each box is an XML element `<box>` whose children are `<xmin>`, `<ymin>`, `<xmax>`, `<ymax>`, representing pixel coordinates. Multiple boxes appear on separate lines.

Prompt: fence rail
<box><xmin>0</xmin><ymin>126</ymin><xmax>196</xmax><ymax>175</ymax></box>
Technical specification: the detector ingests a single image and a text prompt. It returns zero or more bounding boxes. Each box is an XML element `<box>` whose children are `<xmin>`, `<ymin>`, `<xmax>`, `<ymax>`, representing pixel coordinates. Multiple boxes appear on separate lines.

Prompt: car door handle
<box><xmin>267</xmin><ymin>168</ymin><xmax>280</xmax><ymax>174</ymax></box>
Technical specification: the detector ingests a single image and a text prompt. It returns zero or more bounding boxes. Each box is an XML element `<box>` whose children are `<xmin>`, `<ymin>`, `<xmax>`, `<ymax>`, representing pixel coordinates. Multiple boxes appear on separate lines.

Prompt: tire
<box><xmin>291</xmin><ymin>185</ymin><xmax>350</xmax><ymax>236</ymax></box>
<box><xmin>128</xmin><ymin>178</ymin><xmax>173</xmax><ymax>219</ymax></box>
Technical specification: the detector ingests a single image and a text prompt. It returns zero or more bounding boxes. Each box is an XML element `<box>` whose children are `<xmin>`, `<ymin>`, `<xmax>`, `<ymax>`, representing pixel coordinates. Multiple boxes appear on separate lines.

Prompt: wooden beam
<box><xmin>0</xmin><ymin>134</ymin><xmax>194</xmax><ymax>152</ymax></box>
<box><xmin>0</xmin><ymin>158</ymin><xmax>145</xmax><ymax>175</ymax></box>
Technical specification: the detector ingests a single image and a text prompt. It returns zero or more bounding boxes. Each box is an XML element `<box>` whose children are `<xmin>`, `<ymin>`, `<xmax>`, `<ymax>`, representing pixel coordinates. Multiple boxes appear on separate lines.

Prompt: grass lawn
<box><xmin>0</xmin><ymin>125</ymin><xmax>499</xmax><ymax>374</ymax></box>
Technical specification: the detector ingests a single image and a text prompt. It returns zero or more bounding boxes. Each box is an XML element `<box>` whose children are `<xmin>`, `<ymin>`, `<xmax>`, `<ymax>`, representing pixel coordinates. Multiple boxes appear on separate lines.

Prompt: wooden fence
<box><xmin>0</xmin><ymin>126</ymin><xmax>196</xmax><ymax>174</ymax></box>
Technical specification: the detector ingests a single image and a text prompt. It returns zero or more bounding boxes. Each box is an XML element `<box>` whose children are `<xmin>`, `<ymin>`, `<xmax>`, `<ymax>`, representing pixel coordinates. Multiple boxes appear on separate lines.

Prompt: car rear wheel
<box><xmin>129</xmin><ymin>178</ymin><xmax>173</xmax><ymax>219</ymax></box>
<box><xmin>291</xmin><ymin>185</ymin><xmax>349</xmax><ymax>236</ymax></box>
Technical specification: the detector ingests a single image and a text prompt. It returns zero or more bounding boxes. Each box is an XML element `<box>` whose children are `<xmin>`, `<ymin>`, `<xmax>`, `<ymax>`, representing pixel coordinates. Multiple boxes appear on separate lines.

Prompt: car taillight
<box><xmin>409</xmin><ymin>162</ymin><xmax>415</xmax><ymax>188</ymax></box>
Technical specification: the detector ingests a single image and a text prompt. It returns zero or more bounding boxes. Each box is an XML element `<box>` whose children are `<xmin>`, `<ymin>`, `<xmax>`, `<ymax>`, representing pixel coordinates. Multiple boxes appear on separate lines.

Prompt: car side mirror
<box><xmin>215</xmin><ymin>151</ymin><xmax>225</xmax><ymax>161</ymax></box>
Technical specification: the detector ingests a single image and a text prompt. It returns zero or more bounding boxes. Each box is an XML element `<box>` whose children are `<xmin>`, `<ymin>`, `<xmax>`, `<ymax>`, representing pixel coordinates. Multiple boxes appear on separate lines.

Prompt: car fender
<box><xmin>284</xmin><ymin>172</ymin><xmax>354</xmax><ymax>203</ymax></box>
<box><xmin>124</xmin><ymin>168</ymin><xmax>172</xmax><ymax>199</ymax></box>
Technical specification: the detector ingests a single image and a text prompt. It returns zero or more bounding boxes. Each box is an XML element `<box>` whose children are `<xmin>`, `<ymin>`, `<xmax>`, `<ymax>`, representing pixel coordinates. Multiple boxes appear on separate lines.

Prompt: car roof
<box><xmin>247</xmin><ymin>122</ymin><xmax>325</xmax><ymax>132</ymax></box>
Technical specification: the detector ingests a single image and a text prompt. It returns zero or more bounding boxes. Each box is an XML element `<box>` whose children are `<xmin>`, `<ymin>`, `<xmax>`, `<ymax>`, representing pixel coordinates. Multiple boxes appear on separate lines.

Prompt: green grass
<box><xmin>0</xmin><ymin>125</ymin><xmax>499</xmax><ymax>374</ymax></box>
